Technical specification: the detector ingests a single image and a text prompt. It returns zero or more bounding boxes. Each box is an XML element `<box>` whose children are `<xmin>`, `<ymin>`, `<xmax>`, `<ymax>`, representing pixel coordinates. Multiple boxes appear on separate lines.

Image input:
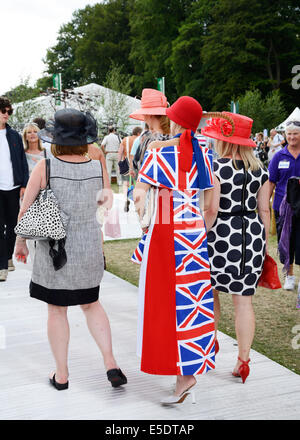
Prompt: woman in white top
<box><xmin>22</xmin><ymin>123</ymin><xmax>47</xmax><ymax>262</ymax></box>
<box><xmin>22</xmin><ymin>123</ymin><xmax>47</xmax><ymax>175</ymax></box>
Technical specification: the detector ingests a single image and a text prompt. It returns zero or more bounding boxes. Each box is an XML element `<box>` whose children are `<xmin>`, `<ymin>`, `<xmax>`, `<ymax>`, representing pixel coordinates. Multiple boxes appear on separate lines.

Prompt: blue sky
<box><xmin>1</xmin><ymin>0</ymin><xmax>101</xmax><ymax>94</ymax></box>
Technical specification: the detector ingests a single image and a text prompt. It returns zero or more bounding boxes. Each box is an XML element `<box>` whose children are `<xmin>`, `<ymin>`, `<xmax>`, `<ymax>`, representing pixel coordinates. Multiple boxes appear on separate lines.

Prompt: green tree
<box><xmin>4</xmin><ymin>77</ymin><xmax>40</xmax><ymax>103</ymax></box>
<box><xmin>168</xmin><ymin>0</ymin><xmax>216</xmax><ymax>108</ymax></box>
<box><xmin>100</xmin><ymin>61</ymin><xmax>134</xmax><ymax>132</ymax></box>
<box><xmin>237</xmin><ymin>88</ymin><xmax>287</xmax><ymax>132</ymax></box>
<box><xmin>200</xmin><ymin>0</ymin><xmax>300</xmax><ymax>111</ymax></box>
<box><xmin>44</xmin><ymin>1</ymin><xmax>133</xmax><ymax>90</ymax></box>
<box><xmin>44</xmin><ymin>6</ymin><xmax>93</xmax><ymax>88</ymax></box>
<box><xmin>129</xmin><ymin>0</ymin><xmax>195</xmax><ymax>100</ymax></box>
<box><xmin>75</xmin><ymin>0</ymin><xmax>133</xmax><ymax>86</ymax></box>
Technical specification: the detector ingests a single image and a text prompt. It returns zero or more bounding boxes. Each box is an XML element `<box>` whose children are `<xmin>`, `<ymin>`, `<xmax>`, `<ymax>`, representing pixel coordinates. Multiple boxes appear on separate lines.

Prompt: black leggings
<box><xmin>0</xmin><ymin>188</ymin><xmax>20</xmax><ymax>269</ymax></box>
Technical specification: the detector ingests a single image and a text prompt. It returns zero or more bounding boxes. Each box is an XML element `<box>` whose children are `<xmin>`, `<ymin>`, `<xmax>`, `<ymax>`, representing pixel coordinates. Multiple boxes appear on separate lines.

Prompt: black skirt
<box><xmin>30</xmin><ymin>281</ymin><xmax>99</xmax><ymax>306</ymax></box>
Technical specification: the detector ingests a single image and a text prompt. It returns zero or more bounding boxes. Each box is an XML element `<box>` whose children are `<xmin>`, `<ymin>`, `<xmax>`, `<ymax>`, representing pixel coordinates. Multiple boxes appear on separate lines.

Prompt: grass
<box><xmin>103</xmin><ymin>234</ymin><xmax>300</xmax><ymax>375</ymax></box>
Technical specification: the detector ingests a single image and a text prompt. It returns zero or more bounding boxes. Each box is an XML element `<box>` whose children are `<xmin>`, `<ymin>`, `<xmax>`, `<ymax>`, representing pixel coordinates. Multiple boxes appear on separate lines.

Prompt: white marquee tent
<box><xmin>275</xmin><ymin>107</ymin><xmax>300</xmax><ymax>131</ymax></box>
<box><xmin>11</xmin><ymin>82</ymin><xmax>142</xmax><ymax>135</ymax></box>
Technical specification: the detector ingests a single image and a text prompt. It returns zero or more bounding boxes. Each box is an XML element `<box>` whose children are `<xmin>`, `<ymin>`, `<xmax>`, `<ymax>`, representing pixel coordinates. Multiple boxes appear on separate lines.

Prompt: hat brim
<box><xmin>129</xmin><ymin>107</ymin><xmax>167</xmax><ymax>120</ymax></box>
<box><xmin>201</xmin><ymin>127</ymin><xmax>256</xmax><ymax>148</ymax></box>
<box><xmin>38</xmin><ymin>128</ymin><xmax>98</xmax><ymax>146</ymax></box>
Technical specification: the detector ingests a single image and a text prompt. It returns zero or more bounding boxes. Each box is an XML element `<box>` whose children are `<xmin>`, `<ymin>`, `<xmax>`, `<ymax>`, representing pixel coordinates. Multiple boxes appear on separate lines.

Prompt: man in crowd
<box><xmin>101</xmin><ymin>126</ymin><xmax>122</xmax><ymax>186</ymax></box>
<box><xmin>0</xmin><ymin>96</ymin><xmax>29</xmax><ymax>281</ymax></box>
<box><xmin>268</xmin><ymin>121</ymin><xmax>300</xmax><ymax>291</ymax></box>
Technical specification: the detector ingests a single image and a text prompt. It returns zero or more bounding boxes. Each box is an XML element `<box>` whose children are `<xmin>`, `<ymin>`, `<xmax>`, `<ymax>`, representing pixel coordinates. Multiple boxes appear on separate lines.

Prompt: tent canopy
<box><xmin>276</xmin><ymin>107</ymin><xmax>300</xmax><ymax>131</ymax></box>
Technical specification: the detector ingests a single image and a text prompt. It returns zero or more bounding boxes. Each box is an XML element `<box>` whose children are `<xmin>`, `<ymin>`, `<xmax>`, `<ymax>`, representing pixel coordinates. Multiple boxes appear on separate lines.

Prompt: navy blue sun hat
<box><xmin>38</xmin><ymin>108</ymin><xmax>98</xmax><ymax>146</ymax></box>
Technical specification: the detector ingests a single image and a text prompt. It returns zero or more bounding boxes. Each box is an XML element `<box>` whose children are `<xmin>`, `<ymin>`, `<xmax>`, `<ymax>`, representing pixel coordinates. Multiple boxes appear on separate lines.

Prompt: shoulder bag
<box><xmin>118</xmin><ymin>137</ymin><xmax>130</xmax><ymax>176</ymax></box>
<box><xmin>15</xmin><ymin>158</ymin><xmax>69</xmax><ymax>241</ymax></box>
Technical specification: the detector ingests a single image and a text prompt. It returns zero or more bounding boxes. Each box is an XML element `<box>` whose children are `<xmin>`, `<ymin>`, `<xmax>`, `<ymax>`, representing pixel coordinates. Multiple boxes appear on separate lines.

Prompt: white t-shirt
<box><xmin>0</xmin><ymin>128</ymin><xmax>18</xmax><ymax>191</ymax></box>
<box><xmin>101</xmin><ymin>132</ymin><xmax>120</xmax><ymax>153</ymax></box>
<box><xmin>268</xmin><ymin>133</ymin><xmax>284</xmax><ymax>161</ymax></box>
<box><xmin>273</xmin><ymin>133</ymin><xmax>284</xmax><ymax>145</ymax></box>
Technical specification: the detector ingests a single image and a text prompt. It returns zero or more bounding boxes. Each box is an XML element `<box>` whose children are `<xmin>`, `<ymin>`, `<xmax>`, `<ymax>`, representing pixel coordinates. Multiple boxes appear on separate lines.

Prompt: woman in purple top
<box><xmin>268</xmin><ymin>121</ymin><xmax>300</xmax><ymax>291</ymax></box>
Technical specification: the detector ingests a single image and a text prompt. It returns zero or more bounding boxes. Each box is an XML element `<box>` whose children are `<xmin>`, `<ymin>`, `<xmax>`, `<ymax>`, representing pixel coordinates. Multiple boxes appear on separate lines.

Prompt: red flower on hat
<box><xmin>208</xmin><ymin>118</ymin><xmax>234</xmax><ymax>137</ymax></box>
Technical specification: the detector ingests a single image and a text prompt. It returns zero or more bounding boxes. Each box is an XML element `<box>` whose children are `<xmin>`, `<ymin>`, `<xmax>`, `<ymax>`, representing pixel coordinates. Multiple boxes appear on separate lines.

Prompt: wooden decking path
<box><xmin>0</xmin><ymin>261</ymin><xmax>299</xmax><ymax>420</ymax></box>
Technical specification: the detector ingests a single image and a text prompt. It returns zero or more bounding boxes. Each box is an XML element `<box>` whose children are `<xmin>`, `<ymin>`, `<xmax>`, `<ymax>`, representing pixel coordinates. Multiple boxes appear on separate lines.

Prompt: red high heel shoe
<box><xmin>232</xmin><ymin>357</ymin><xmax>250</xmax><ymax>383</ymax></box>
<box><xmin>215</xmin><ymin>339</ymin><xmax>219</xmax><ymax>355</ymax></box>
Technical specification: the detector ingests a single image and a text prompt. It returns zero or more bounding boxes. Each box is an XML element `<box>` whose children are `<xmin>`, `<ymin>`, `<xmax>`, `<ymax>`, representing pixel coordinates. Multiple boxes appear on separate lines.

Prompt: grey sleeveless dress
<box><xmin>30</xmin><ymin>157</ymin><xmax>104</xmax><ymax>306</ymax></box>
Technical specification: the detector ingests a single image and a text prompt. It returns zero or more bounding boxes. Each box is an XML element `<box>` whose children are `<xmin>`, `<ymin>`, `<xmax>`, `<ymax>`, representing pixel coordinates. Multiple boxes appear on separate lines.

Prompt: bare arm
<box><xmin>133</xmin><ymin>181</ymin><xmax>151</xmax><ymax>220</ymax></box>
<box><xmin>88</xmin><ymin>145</ymin><xmax>113</xmax><ymax>210</ymax></box>
<box><xmin>118</xmin><ymin>140</ymin><xmax>125</xmax><ymax>162</ymax></box>
<box><xmin>268</xmin><ymin>181</ymin><xmax>275</xmax><ymax>200</ymax></box>
<box><xmin>257</xmin><ymin>179</ymin><xmax>271</xmax><ymax>253</ymax></box>
<box><xmin>203</xmin><ymin>177</ymin><xmax>220</xmax><ymax>231</ymax></box>
<box><xmin>15</xmin><ymin>159</ymin><xmax>46</xmax><ymax>262</ymax></box>
<box><xmin>18</xmin><ymin>159</ymin><xmax>46</xmax><ymax>220</ymax></box>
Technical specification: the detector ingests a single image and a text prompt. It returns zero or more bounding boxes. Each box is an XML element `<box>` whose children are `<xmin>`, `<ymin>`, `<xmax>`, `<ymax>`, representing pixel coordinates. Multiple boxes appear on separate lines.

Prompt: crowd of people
<box><xmin>253</xmin><ymin>129</ymin><xmax>286</xmax><ymax>166</ymax></box>
<box><xmin>0</xmin><ymin>89</ymin><xmax>299</xmax><ymax>405</ymax></box>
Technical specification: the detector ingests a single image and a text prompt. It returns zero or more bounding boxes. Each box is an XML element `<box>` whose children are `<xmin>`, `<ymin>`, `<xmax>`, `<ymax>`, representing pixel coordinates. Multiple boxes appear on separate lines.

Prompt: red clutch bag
<box><xmin>258</xmin><ymin>254</ymin><xmax>281</xmax><ymax>290</ymax></box>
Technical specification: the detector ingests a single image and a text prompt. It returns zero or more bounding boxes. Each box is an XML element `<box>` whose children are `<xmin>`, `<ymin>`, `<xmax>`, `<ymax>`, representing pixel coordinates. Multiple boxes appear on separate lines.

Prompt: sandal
<box><xmin>49</xmin><ymin>373</ymin><xmax>69</xmax><ymax>391</ymax></box>
<box><xmin>106</xmin><ymin>368</ymin><xmax>127</xmax><ymax>388</ymax></box>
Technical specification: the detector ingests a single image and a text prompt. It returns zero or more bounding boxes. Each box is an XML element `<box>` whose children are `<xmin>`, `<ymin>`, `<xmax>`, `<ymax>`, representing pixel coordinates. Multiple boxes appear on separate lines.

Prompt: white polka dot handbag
<box><xmin>15</xmin><ymin>159</ymin><xmax>69</xmax><ymax>241</ymax></box>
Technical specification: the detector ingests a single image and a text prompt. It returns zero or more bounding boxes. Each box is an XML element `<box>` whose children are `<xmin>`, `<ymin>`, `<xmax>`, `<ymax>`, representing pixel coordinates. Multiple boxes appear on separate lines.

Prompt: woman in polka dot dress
<box><xmin>202</xmin><ymin>113</ymin><xmax>270</xmax><ymax>383</ymax></box>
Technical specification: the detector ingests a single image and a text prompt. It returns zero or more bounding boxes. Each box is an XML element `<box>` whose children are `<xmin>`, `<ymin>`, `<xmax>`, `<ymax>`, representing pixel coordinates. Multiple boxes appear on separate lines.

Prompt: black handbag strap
<box><xmin>45</xmin><ymin>158</ymin><xmax>51</xmax><ymax>189</ymax></box>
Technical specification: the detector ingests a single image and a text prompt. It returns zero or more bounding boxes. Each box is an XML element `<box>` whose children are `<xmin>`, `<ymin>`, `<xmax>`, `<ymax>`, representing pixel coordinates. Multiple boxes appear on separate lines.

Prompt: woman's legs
<box><xmin>80</xmin><ymin>301</ymin><xmax>118</xmax><ymax>371</ymax></box>
<box><xmin>47</xmin><ymin>304</ymin><xmax>70</xmax><ymax>383</ymax></box>
<box><xmin>232</xmin><ymin>294</ymin><xmax>255</xmax><ymax>372</ymax></box>
<box><xmin>213</xmin><ymin>289</ymin><xmax>220</xmax><ymax>341</ymax></box>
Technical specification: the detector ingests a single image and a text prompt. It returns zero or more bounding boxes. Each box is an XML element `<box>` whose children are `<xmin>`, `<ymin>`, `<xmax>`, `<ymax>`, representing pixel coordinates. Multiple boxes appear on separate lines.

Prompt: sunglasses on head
<box><xmin>287</xmin><ymin>121</ymin><xmax>300</xmax><ymax>127</ymax></box>
<box><xmin>0</xmin><ymin>108</ymin><xmax>13</xmax><ymax>115</ymax></box>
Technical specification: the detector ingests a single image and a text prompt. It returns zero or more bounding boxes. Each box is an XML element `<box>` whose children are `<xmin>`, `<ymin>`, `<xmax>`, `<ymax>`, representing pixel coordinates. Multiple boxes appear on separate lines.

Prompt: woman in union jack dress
<box><xmin>132</xmin><ymin>97</ymin><xmax>221</xmax><ymax>404</ymax></box>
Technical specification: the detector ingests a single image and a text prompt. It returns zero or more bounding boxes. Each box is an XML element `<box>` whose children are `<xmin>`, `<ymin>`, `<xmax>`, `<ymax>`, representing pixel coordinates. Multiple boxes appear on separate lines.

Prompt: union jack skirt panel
<box><xmin>135</xmin><ymin>188</ymin><xmax>215</xmax><ymax>375</ymax></box>
<box><xmin>135</xmin><ymin>144</ymin><xmax>215</xmax><ymax>376</ymax></box>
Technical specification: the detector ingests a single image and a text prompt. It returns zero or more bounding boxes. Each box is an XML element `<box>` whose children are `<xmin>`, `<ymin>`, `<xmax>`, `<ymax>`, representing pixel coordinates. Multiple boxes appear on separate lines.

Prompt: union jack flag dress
<box><xmin>133</xmin><ymin>141</ymin><xmax>216</xmax><ymax>376</ymax></box>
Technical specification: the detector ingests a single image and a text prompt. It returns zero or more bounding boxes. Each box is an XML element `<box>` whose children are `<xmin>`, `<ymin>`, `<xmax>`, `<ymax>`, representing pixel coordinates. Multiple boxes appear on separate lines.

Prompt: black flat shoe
<box><xmin>107</xmin><ymin>368</ymin><xmax>127</xmax><ymax>388</ymax></box>
<box><xmin>49</xmin><ymin>374</ymin><xmax>69</xmax><ymax>391</ymax></box>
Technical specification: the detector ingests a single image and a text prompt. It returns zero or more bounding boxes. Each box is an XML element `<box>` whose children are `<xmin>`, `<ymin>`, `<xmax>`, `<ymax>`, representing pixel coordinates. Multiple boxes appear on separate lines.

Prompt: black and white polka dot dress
<box><xmin>207</xmin><ymin>158</ymin><xmax>268</xmax><ymax>295</ymax></box>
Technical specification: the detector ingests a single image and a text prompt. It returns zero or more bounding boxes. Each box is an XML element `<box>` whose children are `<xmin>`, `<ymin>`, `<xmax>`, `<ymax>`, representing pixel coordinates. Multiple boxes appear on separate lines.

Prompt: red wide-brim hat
<box><xmin>201</xmin><ymin>112</ymin><xmax>256</xmax><ymax>148</ymax></box>
<box><xmin>130</xmin><ymin>88</ymin><xmax>168</xmax><ymax>121</ymax></box>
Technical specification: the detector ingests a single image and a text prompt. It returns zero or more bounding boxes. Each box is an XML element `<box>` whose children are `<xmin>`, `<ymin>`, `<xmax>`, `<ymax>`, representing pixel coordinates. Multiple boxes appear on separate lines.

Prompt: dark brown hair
<box><xmin>0</xmin><ymin>96</ymin><xmax>12</xmax><ymax>111</ymax></box>
<box><xmin>51</xmin><ymin>144</ymin><xmax>88</xmax><ymax>157</ymax></box>
<box><xmin>132</xmin><ymin>126</ymin><xmax>143</xmax><ymax>136</ymax></box>
<box><xmin>32</xmin><ymin>117</ymin><xmax>46</xmax><ymax>130</ymax></box>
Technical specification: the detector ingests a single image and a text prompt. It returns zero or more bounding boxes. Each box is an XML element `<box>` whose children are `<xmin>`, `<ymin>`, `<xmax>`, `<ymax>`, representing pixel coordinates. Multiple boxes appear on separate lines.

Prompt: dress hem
<box><xmin>30</xmin><ymin>281</ymin><xmax>99</xmax><ymax>306</ymax></box>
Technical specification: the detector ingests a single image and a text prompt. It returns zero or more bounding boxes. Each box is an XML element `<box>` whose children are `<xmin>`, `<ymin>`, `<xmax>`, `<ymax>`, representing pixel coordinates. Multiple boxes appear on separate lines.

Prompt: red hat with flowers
<box><xmin>201</xmin><ymin>112</ymin><xmax>256</xmax><ymax>148</ymax></box>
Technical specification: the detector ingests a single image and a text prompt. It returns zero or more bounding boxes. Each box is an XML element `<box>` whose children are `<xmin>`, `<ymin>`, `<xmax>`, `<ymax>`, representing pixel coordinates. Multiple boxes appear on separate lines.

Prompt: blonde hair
<box><xmin>215</xmin><ymin>140</ymin><xmax>262</xmax><ymax>171</ymax></box>
<box><xmin>22</xmin><ymin>123</ymin><xmax>44</xmax><ymax>151</ymax></box>
<box><xmin>156</xmin><ymin>115</ymin><xmax>170</xmax><ymax>134</ymax></box>
<box><xmin>51</xmin><ymin>144</ymin><xmax>88</xmax><ymax>157</ymax></box>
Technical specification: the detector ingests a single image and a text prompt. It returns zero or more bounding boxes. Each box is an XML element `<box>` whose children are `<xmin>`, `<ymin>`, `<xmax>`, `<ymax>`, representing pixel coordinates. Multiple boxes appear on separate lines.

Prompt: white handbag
<box><xmin>15</xmin><ymin>159</ymin><xmax>69</xmax><ymax>241</ymax></box>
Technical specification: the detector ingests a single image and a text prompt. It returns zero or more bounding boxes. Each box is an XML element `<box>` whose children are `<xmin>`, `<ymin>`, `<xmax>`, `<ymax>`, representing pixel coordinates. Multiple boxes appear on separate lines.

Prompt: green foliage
<box><xmin>101</xmin><ymin>62</ymin><xmax>134</xmax><ymax>132</ymax></box>
<box><xmin>15</xmin><ymin>0</ymin><xmax>300</xmax><ymax>115</ymax></box>
<box><xmin>44</xmin><ymin>1</ymin><xmax>133</xmax><ymax>90</ymax></box>
<box><xmin>9</xmin><ymin>99</ymin><xmax>47</xmax><ymax>133</ymax></box>
<box><xmin>200</xmin><ymin>0</ymin><xmax>300</xmax><ymax>111</ymax></box>
<box><xmin>237</xmin><ymin>89</ymin><xmax>287</xmax><ymax>132</ymax></box>
<box><xmin>129</xmin><ymin>0</ymin><xmax>195</xmax><ymax>100</ymax></box>
<box><xmin>4</xmin><ymin>77</ymin><xmax>40</xmax><ymax>103</ymax></box>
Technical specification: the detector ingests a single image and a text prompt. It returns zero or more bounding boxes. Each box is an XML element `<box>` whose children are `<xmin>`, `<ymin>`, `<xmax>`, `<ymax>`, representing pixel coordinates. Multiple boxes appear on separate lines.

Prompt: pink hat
<box><xmin>201</xmin><ymin>112</ymin><xmax>256</xmax><ymax>148</ymax></box>
<box><xmin>129</xmin><ymin>88</ymin><xmax>168</xmax><ymax>121</ymax></box>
